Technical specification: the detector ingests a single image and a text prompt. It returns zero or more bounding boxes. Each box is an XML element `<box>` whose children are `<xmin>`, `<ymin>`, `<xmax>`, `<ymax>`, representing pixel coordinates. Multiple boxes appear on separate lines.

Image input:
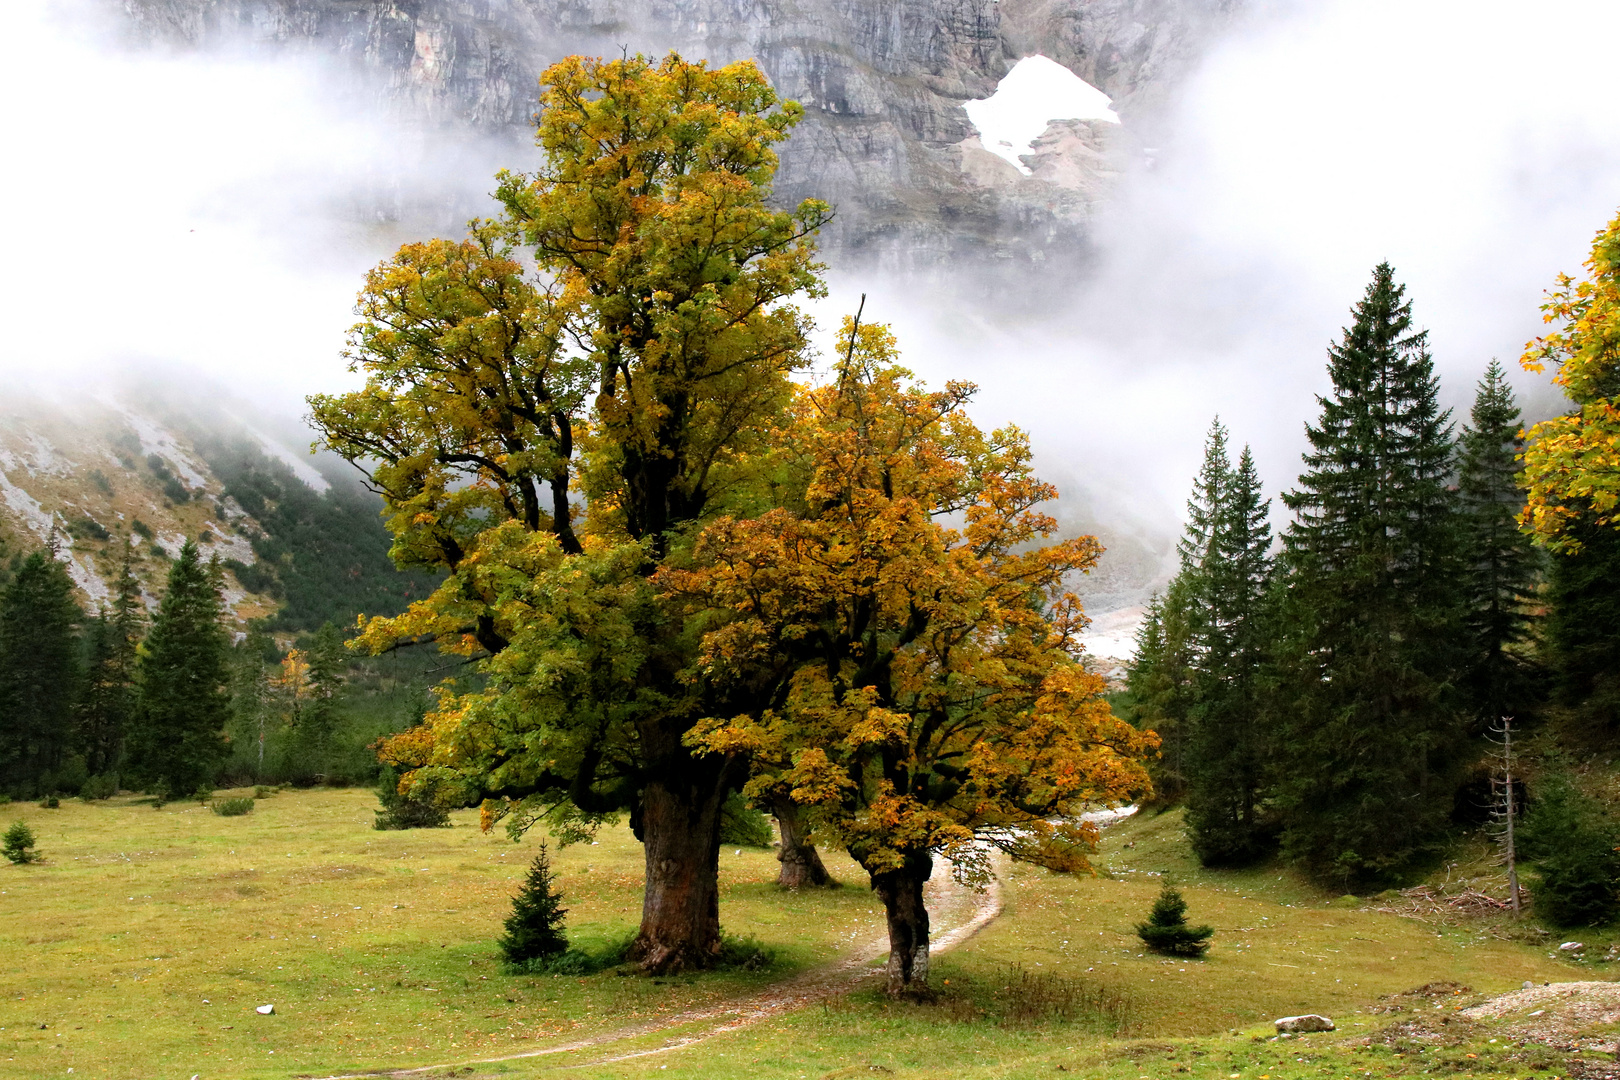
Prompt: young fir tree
<box><xmin>1276</xmin><ymin>264</ymin><xmax>1467</xmax><ymax>887</ymax></box>
<box><xmin>1544</xmin><ymin>517</ymin><xmax>1620</xmax><ymax>743</ymax></box>
<box><xmin>0</xmin><ymin>550</ymin><xmax>83</xmax><ymax>795</ymax></box>
<box><xmin>499</xmin><ymin>844</ymin><xmax>569</xmax><ymax>966</ymax></box>
<box><xmin>127</xmin><ymin>541</ymin><xmax>231</xmax><ymax>798</ymax></box>
<box><xmin>1184</xmin><ymin>442</ymin><xmax>1276</xmax><ymax>866</ymax></box>
<box><xmin>76</xmin><ymin>543</ymin><xmax>143</xmax><ymax>778</ymax></box>
<box><xmin>2</xmin><ymin>820</ymin><xmax>39</xmax><ymax>864</ymax></box>
<box><xmin>1136</xmin><ymin>883</ymin><xmax>1214</xmax><ymax>957</ymax></box>
<box><xmin>1456</xmin><ymin>360</ymin><xmax>1541</xmax><ymax>729</ymax></box>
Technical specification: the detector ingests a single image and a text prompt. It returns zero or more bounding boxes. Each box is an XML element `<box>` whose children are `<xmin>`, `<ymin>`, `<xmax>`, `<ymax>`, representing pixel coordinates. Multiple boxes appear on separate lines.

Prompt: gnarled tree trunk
<box><xmin>773</xmin><ymin>798</ymin><xmax>833</xmax><ymax>889</ymax></box>
<box><xmin>870</xmin><ymin>849</ymin><xmax>933</xmax><ymax>997</ymax></box>
<box><xmin>627</xmin><ymin>774</ymin><xmax>726</xmax><ymax>974</ymax></box>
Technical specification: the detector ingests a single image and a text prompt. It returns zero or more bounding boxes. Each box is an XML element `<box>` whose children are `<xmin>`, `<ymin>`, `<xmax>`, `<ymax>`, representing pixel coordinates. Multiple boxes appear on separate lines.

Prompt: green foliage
<box><xmin>37</xmin><ymin>794</ymin><xmax>59</xmax><ymax>808</ymax></box>
<box><xmin>1163</xmin><ymin>422</ymin><xmax>1278</xmax><ymax>866</ymax></box>
<box><xmin>718</xmin><ymin>792</ymin><xmax>774</xmax><ymax>848</ymax></box>
<box><xmin>130</xmin><ymin>519</ymin><xmax>153</xmax><ymax>541</ymax></box>
<box><xmin>188</xmin><ymin>434</ymin><xmax>439</xmax><ymax>634</ymax></box>
<box><xmin>498</xmin><ymin>843</ymin><xmax>569</xmax><ymax>966</ymax></box>
<box><xmin>1135</xmin><ymin>884</ymin><xmax>1214</xmax><ymax>957</ymax></box>
<box><xmin>1544</xmin><ymin>518</ymin><xmax>1620</xmax><ymax>743</ymax></box>
<box><xmin>503</xmin><ymin>932</ymin><xmax>635</xmax><ymax>976</ymax></box>
<box><xmin>79</xmin><ymin>774</ymin><xmax>117</xmax><ymax>801</ymax></box>
<box><xmin>1457</xmin><ymin>360</ymin><xmax>1542</xmax><ymax>727</ymax></box>
<box><xmin>2</xmin><ymin>820</ymin><xmax>39</xmax><ymax>863</ymax></box>
<box><xmin>77</xmin><ymin>546</ymin><xmax>143</xmax><ymax>779</ymax></box>
<box><xmin>1274</xmin><ymin>264</ymin><xmax>1467</xmax><ymax>888</ymax></box>
<box><xmin>372</xmin><ymin>765</ymin><xmax>452</xmax><ymax>830</ymax></box>
<box><xmin>1123</xmin><ymin>583</ymin><xmax>1197</xmax><ymax>805</ymax></box>
<box><xmin>0</xmin><ymin>551</ymin><xmax>83</xmax><ymax>797</ymax></box>
<box><xmin>211</xmin><ymin>797</ymin><xmax>254</xmax><ymax>816</ymax></box>
<box><xmin>1519</xmin><ymin>772</ymin><xmax>1620</xmax><ymax>928</ymax></box>
<box><xmin>126</xmin><ymin>541</ymin><xmax>231</xmax><ymax>798</ymax></box>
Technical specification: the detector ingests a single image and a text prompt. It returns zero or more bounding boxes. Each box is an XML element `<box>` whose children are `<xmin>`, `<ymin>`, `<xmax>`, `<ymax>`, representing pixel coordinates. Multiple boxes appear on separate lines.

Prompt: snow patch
<box><xmin>962</xmin><ymin>55</ymin><xmax>1120</xmax><ymax>176</ymax></box>
<box><xmin>243</xmin><ymin>424</ymin><xmax>330</xmax><ymax>494</ymax></box>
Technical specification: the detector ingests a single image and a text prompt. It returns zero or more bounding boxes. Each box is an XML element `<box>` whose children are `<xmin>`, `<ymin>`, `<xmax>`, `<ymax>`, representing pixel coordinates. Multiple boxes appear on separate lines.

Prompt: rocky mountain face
<box><xmin>0</xmin><ymin>389</ymin><xmax>429</xmax><ymax>634</ymax></box>
<box><xmin>115</xmin><ymin>0</ymin><xmax>1238</xmax><ymax>276</ymax></box>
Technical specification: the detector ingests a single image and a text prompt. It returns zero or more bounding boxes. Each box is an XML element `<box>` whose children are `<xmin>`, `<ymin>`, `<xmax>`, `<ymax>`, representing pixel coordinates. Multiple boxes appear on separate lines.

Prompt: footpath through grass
<box><xmin>1</xmin><ymin>794</ymin><xmax>1609</xmax><ymax>1080</ymax></box>
<box><xmin>0</xmin><ymin>788</ymin><xmax>882</xmax><ymax>1078</ymax></box>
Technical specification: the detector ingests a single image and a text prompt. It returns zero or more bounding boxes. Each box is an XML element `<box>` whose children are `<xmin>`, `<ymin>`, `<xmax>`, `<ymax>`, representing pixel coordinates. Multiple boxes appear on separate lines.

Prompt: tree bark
<box><xmin>871</xmin><ymin>850</ymin><xmax>933</xmax><ymax>997</ymax></box>
<box><xmin>626</xmin><ymin>775</ymin><xmax>726</xmax><ymax>974</ymax></box>
<box><xmin>773</xmin><ymin>799</ymin><xmax>833</xmax><ymax>889</ymax></box>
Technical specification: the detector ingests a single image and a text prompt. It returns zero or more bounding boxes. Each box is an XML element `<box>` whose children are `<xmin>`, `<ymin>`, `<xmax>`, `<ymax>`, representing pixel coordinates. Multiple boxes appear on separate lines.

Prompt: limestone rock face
<box><xmin>114</xmin><ymin>0</ymin><xmax>1237</xmax><ymax>270</ymax></box>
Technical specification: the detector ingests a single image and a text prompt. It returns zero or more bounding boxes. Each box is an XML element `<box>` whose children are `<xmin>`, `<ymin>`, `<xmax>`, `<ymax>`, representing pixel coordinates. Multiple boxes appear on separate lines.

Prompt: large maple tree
<box><xmin>308</xmin><ymin>52</ymin><xmax>829</xmax><ymax>973</ymax></box>
<box><xmin>667</xmin><ymin>319</ymin><xmax>1157</xmax><ymax>995</ymax></box>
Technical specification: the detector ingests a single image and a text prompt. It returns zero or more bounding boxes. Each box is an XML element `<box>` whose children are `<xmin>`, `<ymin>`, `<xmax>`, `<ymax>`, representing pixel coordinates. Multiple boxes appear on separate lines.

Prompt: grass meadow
<box><xmin>0</xmin><ymin>790</ymin><xmax>1607</xmax><ymax>1080</ymax></box>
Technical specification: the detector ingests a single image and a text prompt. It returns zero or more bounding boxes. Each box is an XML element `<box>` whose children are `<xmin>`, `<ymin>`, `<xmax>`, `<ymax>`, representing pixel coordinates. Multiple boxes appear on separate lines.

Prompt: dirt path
<box><xmin>315</xmin><ymin>865</ymin><xmax>1002</xmax><ymax>1079</ymax></box>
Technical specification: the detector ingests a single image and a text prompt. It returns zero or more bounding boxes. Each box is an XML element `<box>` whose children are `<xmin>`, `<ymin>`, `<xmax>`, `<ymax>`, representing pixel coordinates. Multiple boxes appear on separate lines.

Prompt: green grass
<box><xmin>1</xmin><ymin>797</ymin><xmax>1610</xmax><ymax>1080</ymax></box>
<box><xmin>0</xmin><ymin>789</ymin><xmax>881</xmax><ymax>1078</ymax></box>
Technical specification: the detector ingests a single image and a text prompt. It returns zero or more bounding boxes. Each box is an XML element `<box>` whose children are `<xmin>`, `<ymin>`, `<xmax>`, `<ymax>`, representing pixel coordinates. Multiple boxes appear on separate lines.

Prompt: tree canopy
<box><xmin>311</xmin><ymin>51</ymin><xmax>831</xmax><ymax>973</ymax></box>
<box><xmin>672</xmin><ymin>320</ymin><xmax>1156</xmax><ymax>994</ymax></box>
<box><xmin>1521</xmin><ymin>210</ymin><xmax>1620</xmax><ymax>549</ymax></box>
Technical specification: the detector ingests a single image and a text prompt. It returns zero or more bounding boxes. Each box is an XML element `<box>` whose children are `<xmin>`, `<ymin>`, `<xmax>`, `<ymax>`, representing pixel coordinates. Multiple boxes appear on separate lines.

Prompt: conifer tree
<box><xmin>1184</xmin><ymin>443</ymin><xmax>1276</xmax><ymax>866</ymax></box>
<box><xmin>77</xmin><ymin>543</ymin><xmax>143</xmax><ymax>778</ymax></box>
<box><xmin>499</xmin><ymin>844</ymin><xmax>569</xmax><ymax>966</ymax></box>
<box><xmin>1544</xmin><ymin>517</ymin><xmax>1620</xmax><ymax>742</ymax></box>
<box><xmin>1276</xmin><ymin>264</ymin><xmax>1466</xmax><ymax>887</ymax></box>
<box><xmin>0</xmin><ymin>550</ymin><xmax>83</xmax><ymax>795</ymax></box>
<box><xmin>1123</xmin><ymin>583</ymin><xmax>1197</xmax><ymax>804</ymax></box>
<box><xmin>1456</xmin><ymin>360</ymin><xmax>1541</xmax><ymax>728</ymax></box>
<box><xmin>1136</xmin><ymin>884</ymin><xmax>1214</xmax><ymax>957</ymax></box>
<box><xmin>127</xmin><ymin>541</ymin><xmax>231</xmax><ymax>798</ymax></box>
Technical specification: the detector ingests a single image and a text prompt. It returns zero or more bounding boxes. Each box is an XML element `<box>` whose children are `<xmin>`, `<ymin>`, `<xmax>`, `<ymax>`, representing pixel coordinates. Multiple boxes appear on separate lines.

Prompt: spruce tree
<box><xmin>77</xmin><ymin>543</ymin><xmax>143</xmax><ymax>778</ymax></box>
<box><xmin>499</xmin><ymin>844</ymin><xmax>569</xmax><ymax>966</ymax></box>
<box><xmin>1456</xmin><ymin>360</ymin><xmax>1541</xmax><ymax>728</ymax></box>
<box><xmin>0</xmin><ymin>550</ymin><xmax>83</xmax><ymax>795</ymax></box>
<box><xmin>1544</xmin><ymin>517</ymin><xmax>1620</xmax><ymax>743</ymax></box>
<box><xmin>127</xmin><ymin>541</ymin><xmax>231</xmax><ymax>798</ymax></box>
<box><xmin>1276</xmin><ymin>264</ymin><xmax>1466</xmax><ymax>887</ymax></box>
<box><xmin>1123</xmin><ymin>583</ymin><xmax>1197</xmax><ymax>804</ymax></box>
<box><xmin>1136</xmin><ymin>884</ymin><xmax>1214</xmax><ymax>957</ymax></box>
<box><xmin>1185</xmin><ymin>443</ymin><xmax>1276</xmax><ymax>866</ymax></box>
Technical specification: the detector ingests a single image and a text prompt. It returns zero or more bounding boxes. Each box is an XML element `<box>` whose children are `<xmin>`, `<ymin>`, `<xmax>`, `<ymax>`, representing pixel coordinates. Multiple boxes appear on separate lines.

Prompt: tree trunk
<box><xmin>626</xmin><ymin>775</ymin><xmax>726</xmax><ymax>974</ymax></box>
<box><xmin>773</xmin><ymin>799</ymin><xmax>833</xmax><ymax>889</ymax></box>
<box><xmin>871</xmin><ymin>850</ymin><xmax>933</xmax><ymax>997</ymax></box>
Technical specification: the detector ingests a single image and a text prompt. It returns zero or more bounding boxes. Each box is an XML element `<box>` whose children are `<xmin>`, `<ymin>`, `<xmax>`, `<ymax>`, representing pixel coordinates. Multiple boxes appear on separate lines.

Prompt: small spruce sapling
<box><xmin>499</xmin><ymin>844</ymin><xmax>568</xmax><ymax>969</ymax></box>
<box><xmin>1137</xmin><ymin>884</ymin><xmax>1214</xmax><ymax>957</ymax></box>
<box><xmin>3</xmin><ymin>821</ymin><xmax>39</xmax><ymax>864</ymax></box>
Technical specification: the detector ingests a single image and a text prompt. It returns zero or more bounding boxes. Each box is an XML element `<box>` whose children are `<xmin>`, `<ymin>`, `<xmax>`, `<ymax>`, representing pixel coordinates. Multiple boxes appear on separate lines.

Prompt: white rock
<box><xmin>1559</xmin><ymin>941</ymin><xmax>1585</xmax><ymax>952</ymax></box>
<box><xmin>1275</xmin><ymin>1014</ymin><xmax>1335</xmax><ymax>1033</ymax></box>
<box><xmin>1523</xmin><ymin>980</ymin><xmax>1534</xmax><ymax>988</ymax></box>
<box><xmin>256</xmin><ymin>1004</ymin><xmax>274</xmax><ymax>1015</ymax></box>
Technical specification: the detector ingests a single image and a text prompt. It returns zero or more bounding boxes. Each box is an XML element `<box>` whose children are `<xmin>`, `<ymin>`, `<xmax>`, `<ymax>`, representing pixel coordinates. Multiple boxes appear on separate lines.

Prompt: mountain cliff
<box><xmin>114</xmin><ymin>0</ymin><xmax>1238</xmax><ymax>275</ymax></box>
<box><xmin>0</xmin><ymin>386</ymin><xmax>434</xmax><ymax>632</ymax></box>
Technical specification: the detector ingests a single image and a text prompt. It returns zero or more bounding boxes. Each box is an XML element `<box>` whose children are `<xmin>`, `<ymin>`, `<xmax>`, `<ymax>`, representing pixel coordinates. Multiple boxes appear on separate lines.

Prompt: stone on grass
<box><xmin>256</xmin><ymin>1004</ymin><xmax>275</xmax><ymax>1015</ymax></box>
<box><xmin>1275</xmin><ymin>1014</ymin><xmax>1335</xmax><ymax>1033</ymax></box>
<box><xmin>1559</xmin><ymin>941</ymin><xmax>1585</xmax><ymax>953</ymax></box>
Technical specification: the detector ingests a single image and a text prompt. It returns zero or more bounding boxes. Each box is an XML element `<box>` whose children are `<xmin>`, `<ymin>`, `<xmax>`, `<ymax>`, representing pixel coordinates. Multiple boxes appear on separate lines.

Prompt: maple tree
<box><xmin>308</xmin><ymin>52</ymin><xmax>829</xmax><ymax>972</ymax></box>
<box><xmin>1521</xmin><ymin>210</ymin><xmax>1620</xmax><ymax>550</ymax></box>
<box><xmin>667</xmin><ymin>319</ymin><xmax>1157</xmax><ymax>995</ymax></box>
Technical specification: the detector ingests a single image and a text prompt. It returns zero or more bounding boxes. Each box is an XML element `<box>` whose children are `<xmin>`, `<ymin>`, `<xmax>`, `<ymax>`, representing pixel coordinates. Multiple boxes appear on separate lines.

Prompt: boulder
<box><xmin>256</xmin><ymin>1004</ymin><xmax>274</xmax><ymax>1015</ymax></box>
<box><xmin>1559</xmin><ymin>942</ymin><xmax>1585</xmax><ymax>953</ymax></box>
<box><xmin>1275</xmin><ymin>1014</ymin><xmax>1335</xmax><ymax>1033</ymax></box>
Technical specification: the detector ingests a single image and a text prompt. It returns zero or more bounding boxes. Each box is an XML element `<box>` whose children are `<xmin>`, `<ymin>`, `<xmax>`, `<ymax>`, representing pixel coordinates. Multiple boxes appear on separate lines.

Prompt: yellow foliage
<box><xmin>1521</xmin><ymin>209</ymin><xmax>1620</xmax><ymax>548</ymax></box>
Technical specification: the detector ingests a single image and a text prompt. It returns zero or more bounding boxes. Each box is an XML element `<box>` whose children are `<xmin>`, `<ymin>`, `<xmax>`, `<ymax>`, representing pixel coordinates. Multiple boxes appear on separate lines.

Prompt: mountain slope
<box><xmin>0</xmin><ymin>388</ymin><xmax>432</xmax><ymax>633</ymax></box>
